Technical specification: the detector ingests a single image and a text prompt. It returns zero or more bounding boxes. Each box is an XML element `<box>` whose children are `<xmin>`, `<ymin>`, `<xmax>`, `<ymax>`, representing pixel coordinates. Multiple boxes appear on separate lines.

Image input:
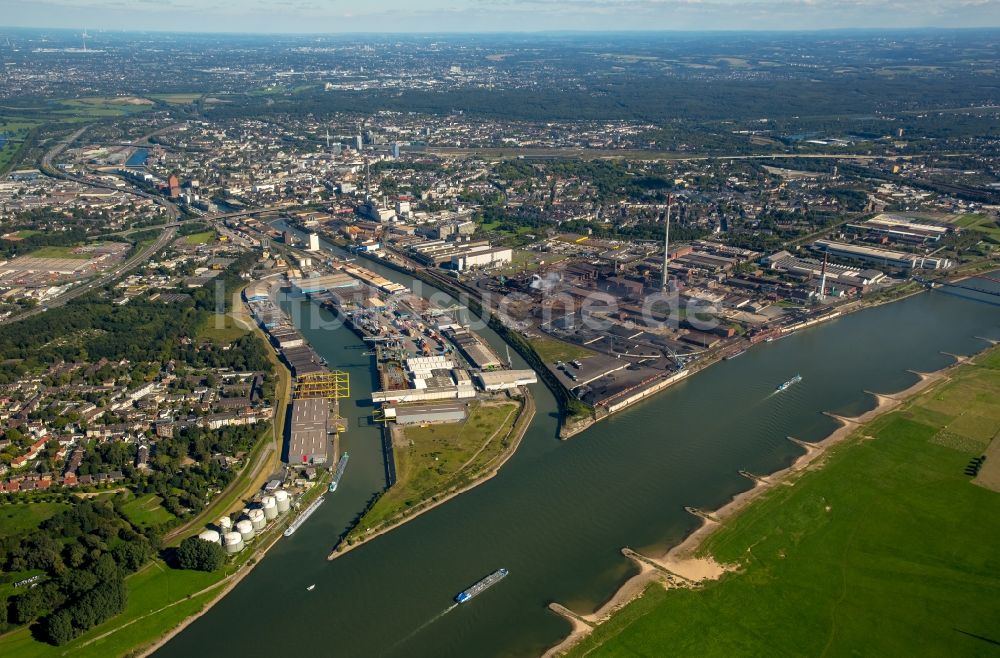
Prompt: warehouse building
<box><xmin>383</xmin><ymin>401</ymin><xmax>468</xmax><ymax>425</ymax></box>
<box><xmin>288</xmin><ymin>398</ymin><xmax>331</xmax><ymax>467</ymax></box>
<box><xmin>371</xmin><ymin>367</ymin><xmax>477</xmax><ymax>403</ymax></box>
<box><xmin>290</xmin><ymin>272</ymin><xmax>360</xmax><ymax>295</ymax></box>
<box><xmin>475</xmin><ymin>369</ymin><xmax>538</xmax><ymax>391</ymax></box>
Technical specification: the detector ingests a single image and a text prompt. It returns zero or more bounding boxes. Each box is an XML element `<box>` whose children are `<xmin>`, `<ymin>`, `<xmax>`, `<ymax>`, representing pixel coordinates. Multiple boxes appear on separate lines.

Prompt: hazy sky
<box><xmin>2</xmin><ymin>0</ymin><xmax>999</xmax><ymax>33</ymax></box>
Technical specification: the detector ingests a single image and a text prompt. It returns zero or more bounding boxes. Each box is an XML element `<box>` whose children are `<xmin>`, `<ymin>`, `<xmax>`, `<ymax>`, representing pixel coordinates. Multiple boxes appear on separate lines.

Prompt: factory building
<box><xmin>451</xmin><ymin>247</ymin><xmax>513</xmax><ymax>272</ymax></box>
<box><xmin>813</xmin><ymin>240</ymin><xmax>952</xmax><ymax>270</ymax></box>
<box><xmin>268</xmin><ymin>327</ymin><xmax>305</xmax><ymax>349</ymax></box>
<box><xmin>475</xmin><ymin>369</ymin><xmax>538</xmax><ymax>391</ymax></box>
<box><xmin>405</xmin><ymin>355</ymin><xmax>456</xmax><ymax>380</ymax></box>
<box><xmin>766</xmin><ymin>252</ymin><xmax>885</xmax><ymax>295</ymax></box>
<box><xmin>371</xmin><ymin>386</ymin><xmax>477</xmax><ymax>404</ymax></box>
<box><xmin>288</xmin><ymin>398</ymin><xmax>331</xmax><ymax>467</ymax></box>
<box><xmin>383</xmin><ymin>401</ymin><xmax>468</xmax><ymax>425</ymax></box>
<box><xmin>846</xmin><ymin>214</ymin><xmax>950</xmax><ymax>245</ymax></box>
<box><xmin>290</xmin><ymin>272</ymin><xmax>360</xmax><ymax>295</ymax></box>
<box><xmin>371</xmin><ymin>366</ymin><xmax>478</xmax><ymax>403</ymax></box>
<box><xmin>428</xmin><ymin>219</ymin><xmax>477</xmax><ymax>240</ymax></box>
<box><xmin>408</xmin><ymin>240</ymin><xmax>513</xmax><ymax>271</ymax></box>
<box><xmin>410</xmin><ymin>240</ymin><xmax>492</xmax><ymax>266</ymax></box>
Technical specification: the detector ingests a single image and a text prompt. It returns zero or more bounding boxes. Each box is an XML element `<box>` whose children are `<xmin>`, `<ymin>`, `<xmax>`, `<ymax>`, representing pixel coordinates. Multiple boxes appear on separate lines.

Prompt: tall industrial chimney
<box><xmin>661</xmin><ymin>195</ymin><xmax>673</xmax><ymax>292</ymax></box>
<box><xmin>819</xmin><ymin>252</ymin><xmax>829</xmax><ymax>301</ymax></box>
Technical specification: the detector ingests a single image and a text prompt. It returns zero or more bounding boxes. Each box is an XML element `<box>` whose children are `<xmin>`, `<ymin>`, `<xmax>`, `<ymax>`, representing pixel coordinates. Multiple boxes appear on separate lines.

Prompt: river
<box><xmin>155</xmin><ymin>230</ymin><xmax>1000</xmax><ymax>657</ymax></box>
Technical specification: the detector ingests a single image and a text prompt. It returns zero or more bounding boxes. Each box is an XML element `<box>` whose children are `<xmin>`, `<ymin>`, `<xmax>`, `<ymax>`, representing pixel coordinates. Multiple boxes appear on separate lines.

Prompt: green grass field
<box><xmin>349</xmin><ymin>402</ymin><xmax>520</xmax><ymax>536</ymax></box>
<box><xmin>27</xmin><ymin>245</ymin><xmax>88</xmax><ymax>259</ymax></box>
<box><xmin>196</xmin><ymin>312</ymin><xmax>250</xmax><ymax>344</ymax></box>
<box><xmin>119</xmin><ymin>493</ymin><xmax>176</xmax><ymax>529</ymax></box>
<box><xmin>55</xmin><ymin>97</ymin><xmax>153</xmax><ymax>118</ymax></box>
<box><xmin>0</xmin><ymin>119</ymin><xmax>38</xmax><ymax>173</ymax></box>
<box><xmin>953</xmin><ymin>213</ymin><xmax>1000</xmax><ymax>240</ymax></box>
<box><xmin>568</xmin><ymin>349</ymin><xmax>1000</xmax><ymax>657</ymax></box>
<box><xmin>0</xmin><ymin>561</ymin><xmax>224</xmax><ymax>658</ymax></box>
<box><xmin>0</xmin><ymin>501</ymin><xmax>69</xmax><ymax>539</ymax></box>
<box><xmin>183</xmin><ymin>230</ymin><xmax>216</xmax><ymax>245</ymax></box>
<box><xmin>530</xmin><ymin>334</ymin><xmax>599</xmax><ymax>364</ymax></box>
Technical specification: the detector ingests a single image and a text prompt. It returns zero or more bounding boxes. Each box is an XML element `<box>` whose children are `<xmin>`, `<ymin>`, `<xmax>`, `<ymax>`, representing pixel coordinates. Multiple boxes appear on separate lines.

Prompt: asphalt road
<box><xmin>1</xmin><ymin>125</ymin><xmax>182</xmax><ymax>325</ymax></box>
<box><xmin>1</xmin><ymin>224</ymin><xmax>177</xmax><ymax>324</ymax></box>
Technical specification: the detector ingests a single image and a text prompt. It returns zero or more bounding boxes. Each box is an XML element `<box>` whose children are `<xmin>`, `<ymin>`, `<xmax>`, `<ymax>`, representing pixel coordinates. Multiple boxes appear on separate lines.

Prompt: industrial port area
<box><xmin>183</xmin><ymin>240</ymin><xmax>539</xmax><ymax>555</ymax></box>
<box><xmin>271</xmin><ymin>207</ymin><xmax>917</xmax><ymax>435</ymax></box>
<box><xmin>190</xmin><ymin>198</ymin><xmax>985</xmax><ymax>568</ymax></box>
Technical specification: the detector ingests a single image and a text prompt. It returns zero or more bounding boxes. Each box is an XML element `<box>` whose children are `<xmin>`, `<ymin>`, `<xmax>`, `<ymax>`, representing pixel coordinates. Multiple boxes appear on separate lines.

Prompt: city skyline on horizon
<box><xmin>1</xmin><ymin>0</ymin><xmax>998</xmax><ymax>35</ymax></box>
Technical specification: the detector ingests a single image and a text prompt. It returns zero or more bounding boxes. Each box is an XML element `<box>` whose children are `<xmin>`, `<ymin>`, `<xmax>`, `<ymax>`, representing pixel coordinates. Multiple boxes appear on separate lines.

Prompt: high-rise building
<box><xmin>308</xmin><ymin>233</ymin><xmax>320</xmax><ymax>252</ymax></box>
<box><xmin>167</xmin><ymin>174</ymin><xmax>181</xmax><ymax>198</ymax></box>
<box><xmin>354</xmin><ymin>135</ymin><xmax>363</xmax><ymax>151</ymax></box>
<box><xmin>391</xmin><ymin>142</ymin><xmax>401</xmax><ymax>158</ymax></box>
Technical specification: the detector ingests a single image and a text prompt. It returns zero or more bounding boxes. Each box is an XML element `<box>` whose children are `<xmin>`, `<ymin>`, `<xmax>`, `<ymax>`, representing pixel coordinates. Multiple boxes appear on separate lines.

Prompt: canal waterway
<box><xmin>125</xmin><ymin>147</ymin><xmax>148</xmax><ymax>167</ymax></box>
<box><xmin>155</xmin><ymin>231</ymin><xmax>1000</xmax><ymax>657</ymax></box>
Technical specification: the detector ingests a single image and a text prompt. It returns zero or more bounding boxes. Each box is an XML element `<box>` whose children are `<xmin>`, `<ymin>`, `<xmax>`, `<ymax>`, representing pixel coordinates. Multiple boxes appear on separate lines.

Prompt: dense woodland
<box><xmin>0</xmin><ymin>499</ymin><xmax>152</xmax><ymax>644</ymax></box>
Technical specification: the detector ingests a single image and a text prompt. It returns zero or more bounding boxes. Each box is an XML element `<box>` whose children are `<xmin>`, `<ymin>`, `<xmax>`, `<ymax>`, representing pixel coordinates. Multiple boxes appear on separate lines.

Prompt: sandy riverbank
<box><xmin>328</xmin><ymin>389</ymin><xmax>537</xmax><ymax>561</ymax></box>
<box><xmin>542</xmin><ymin>348</ymin><xmax>972</xmax><ymax>657</ymax></box>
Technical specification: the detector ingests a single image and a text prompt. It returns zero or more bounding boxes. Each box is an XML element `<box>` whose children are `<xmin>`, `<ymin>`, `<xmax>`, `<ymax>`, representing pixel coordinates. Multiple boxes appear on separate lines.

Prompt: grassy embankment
<box><xmin>344</xmin><ymin>400</ymin><xmax>521</xmax><ymax>543</ymax></box>
<box><xmin>566</xmin><ymin>347</ymin><xmax>1000</xmax><ymax>657</ymax></box>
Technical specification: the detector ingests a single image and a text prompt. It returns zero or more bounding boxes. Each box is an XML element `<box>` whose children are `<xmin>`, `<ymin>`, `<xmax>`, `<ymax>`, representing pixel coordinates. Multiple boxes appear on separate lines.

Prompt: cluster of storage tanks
<box><xmin>197</xmin><ymin>489</ymin><xmax>291</xmax><ymax>554</ymax></box>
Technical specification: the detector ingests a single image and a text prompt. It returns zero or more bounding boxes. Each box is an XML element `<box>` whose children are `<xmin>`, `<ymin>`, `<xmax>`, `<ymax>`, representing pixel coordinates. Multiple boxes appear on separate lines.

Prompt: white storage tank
<box><xmin>248</xmin><ymin>508</ymin><xmax>266</xmax><ymax>531</ymax></box>
<box><xmin>218</xmin><ymin>516</ymin><xmax>233</xmax><ymax>532</ymax></box>
<box><xmin>223</xmin><ymin>531</ymin><xmax>244</xmax><ymax>554</ymax></box>
<box><xmin>274</xmin><ymin>489</ymin><xmax>290</xmax><ymax>513</ymax></box>
<box><xmin>261</xmin><ymin>496</ymin><xmax>278</xmax><ymax>520</ymax></box>
<box><xmin>198</xmin><ymin>529</ymin><xmax>221</xmax><ymax>544</ymax></box>
<box><xmin>235</xmin><ymin>519</ymin><xmax>255</xmax><ymax>541</ymax></box>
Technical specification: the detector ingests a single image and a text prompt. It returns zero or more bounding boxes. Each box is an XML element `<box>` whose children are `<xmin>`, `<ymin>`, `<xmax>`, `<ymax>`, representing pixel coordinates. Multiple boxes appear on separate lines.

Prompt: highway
<box><xmin>39</xmin><ymin>124</ymin><xmax>182</xmax><ymax>221</ymax></box>
<box><xmin>5</xmin><ymin>122</ymin><xmax>303</xmax><ymax>326</ymax></box>
<box><xmin>1</xmin><ymin>124</ymin><xmax>183</xmax><ymax>325</ymax></box>
<box><xmin>0</xmin><ymin>224</ymin><xmax>178</xmax><ymax>325</ymax></box>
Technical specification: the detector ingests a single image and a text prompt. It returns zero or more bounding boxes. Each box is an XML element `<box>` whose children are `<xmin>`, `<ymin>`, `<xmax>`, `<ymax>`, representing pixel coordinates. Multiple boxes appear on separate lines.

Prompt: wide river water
<box><xmin>156</xmin><ymin>233</ymin><xmax>1000</xmax><ymax>657</ymax></box>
